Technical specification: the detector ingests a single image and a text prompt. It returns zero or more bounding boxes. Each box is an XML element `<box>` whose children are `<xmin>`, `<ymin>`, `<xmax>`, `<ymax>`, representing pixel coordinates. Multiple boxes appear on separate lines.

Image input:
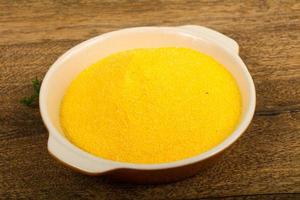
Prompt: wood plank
<box><xmin>1</xmin><ymin>112</ymin><xmax>299</xmax><ymax>199</ymax></box>
<box><xmin>200</xmin><ymin>193</ymin><xmax>300</xmax><ymax>200</ymax></box>
<box><xmin>1</xmin><ymin>1</ymin><xmax>300</xmax><ymax>46</ymax></box>
<box><xmin>1</xmin><ymin>41</ymin><xmax>299</xmax><ymax>113</ymax></box>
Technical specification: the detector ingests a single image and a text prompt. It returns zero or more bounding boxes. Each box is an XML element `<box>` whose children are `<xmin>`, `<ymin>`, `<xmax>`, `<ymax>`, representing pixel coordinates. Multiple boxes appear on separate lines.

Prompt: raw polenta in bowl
<box><xmin>60</xmin><ymin>47</ymin><xmax>241</xmax><ymax>164</ymax></box>
<box><xmin>40</xmin><ymin>26</ymin><xmax>255</xmax><ymax>183</ymax></box>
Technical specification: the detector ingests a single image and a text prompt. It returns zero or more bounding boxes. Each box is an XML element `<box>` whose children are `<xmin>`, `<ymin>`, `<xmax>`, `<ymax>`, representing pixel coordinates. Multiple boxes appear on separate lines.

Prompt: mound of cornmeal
<box><xmin>60</xmin><ymin>47</ymin><xmax>241</xmax><ymax>164</ymax></box>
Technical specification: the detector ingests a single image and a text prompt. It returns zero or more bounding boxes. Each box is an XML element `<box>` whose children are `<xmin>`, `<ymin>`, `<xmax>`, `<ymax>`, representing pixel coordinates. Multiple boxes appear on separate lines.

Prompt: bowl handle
<box><xmin>48</xmin><ymin>134</ymin><xmax>116</xmax><ymax>174</ymax></box>
<box><xmin>177</xmin><ymin>25</ymin><xmax>239</xmax><ymax>55</ymax></box>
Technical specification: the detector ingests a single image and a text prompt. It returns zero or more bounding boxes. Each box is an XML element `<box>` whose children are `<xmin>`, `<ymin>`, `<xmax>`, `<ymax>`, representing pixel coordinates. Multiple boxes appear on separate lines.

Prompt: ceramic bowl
<box><xmin>40</xmin><ymin>25</ymin><xmax>256</xmax><ymax>183</ymax></box>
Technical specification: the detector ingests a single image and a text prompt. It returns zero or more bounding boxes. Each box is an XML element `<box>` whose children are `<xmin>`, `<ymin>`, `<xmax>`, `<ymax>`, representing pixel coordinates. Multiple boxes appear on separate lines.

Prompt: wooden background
<box><xmin>1</xmin><ymin>0</ymin><xmax>299</xmax><ymax>199</ymax></box>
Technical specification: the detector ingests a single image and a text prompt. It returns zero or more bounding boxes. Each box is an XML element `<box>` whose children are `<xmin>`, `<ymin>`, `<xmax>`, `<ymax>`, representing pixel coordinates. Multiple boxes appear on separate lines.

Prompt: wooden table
<box><xmin>1</xmin><ymin>0</ymin><xmax>299</xmax><ymax>199</ymax></box>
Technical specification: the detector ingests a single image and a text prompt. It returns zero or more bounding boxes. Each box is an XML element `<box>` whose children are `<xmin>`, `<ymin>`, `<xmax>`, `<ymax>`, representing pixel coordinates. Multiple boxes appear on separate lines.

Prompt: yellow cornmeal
<box><xmin>60</xmin><ymin>47</ymin><xmax>241</xmax><ymax>164</ymax></box>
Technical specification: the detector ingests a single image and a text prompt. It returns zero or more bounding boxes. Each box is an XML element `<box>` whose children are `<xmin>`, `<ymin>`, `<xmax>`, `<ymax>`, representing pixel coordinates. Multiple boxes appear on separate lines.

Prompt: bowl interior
<box><xmin>43</xmin><ymin>28</ymin><xmax>252</xmax><ymax>152</ymax></box>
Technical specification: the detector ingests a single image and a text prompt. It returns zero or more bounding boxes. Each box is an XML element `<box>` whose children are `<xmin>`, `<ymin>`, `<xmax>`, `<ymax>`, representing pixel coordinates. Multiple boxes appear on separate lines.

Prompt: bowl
<box><xmin>39</xmin><ymin>25</ymin><xmax>256</xmax><ymax>183</ymax></box>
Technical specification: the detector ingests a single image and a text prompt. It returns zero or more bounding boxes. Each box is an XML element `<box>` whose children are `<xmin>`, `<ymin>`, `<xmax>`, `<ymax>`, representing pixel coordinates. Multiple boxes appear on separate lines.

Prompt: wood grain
<box><xmin>0</xmin><ymin>0</ymin><xmax>300</xmax><ymax>199</ymax></box>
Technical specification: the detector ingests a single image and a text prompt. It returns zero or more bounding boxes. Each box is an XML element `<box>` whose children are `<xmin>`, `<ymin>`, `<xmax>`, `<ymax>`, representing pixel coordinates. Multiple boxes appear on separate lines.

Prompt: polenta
<box><xmin>60</xmin><ymin>47</ymin><xmax>241</xmax><ymax>164</ymax></box>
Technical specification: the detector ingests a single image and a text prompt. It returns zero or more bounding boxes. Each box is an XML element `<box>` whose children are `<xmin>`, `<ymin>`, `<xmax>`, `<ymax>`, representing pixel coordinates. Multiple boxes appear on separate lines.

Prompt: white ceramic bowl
<box><xmin>40</xmin><ymin>25</ymin><xmax>256</xmax><ymax>183</ymax></box>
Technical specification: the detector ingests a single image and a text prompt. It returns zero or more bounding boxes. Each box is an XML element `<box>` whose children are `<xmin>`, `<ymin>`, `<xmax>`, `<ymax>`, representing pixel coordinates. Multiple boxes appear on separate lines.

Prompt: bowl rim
<box><xmin>40</xmin><ymin>26</ymin><xmax>256</xmax><ymax>171</ymax></box>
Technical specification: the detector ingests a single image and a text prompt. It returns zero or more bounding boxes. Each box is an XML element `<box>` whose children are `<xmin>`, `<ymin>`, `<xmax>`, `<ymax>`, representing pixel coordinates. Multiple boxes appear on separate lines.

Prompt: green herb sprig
<box><xmin>20</xmin><ymin>77</ymin><xmax>42</xmax><ymax>107</ymax></box>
